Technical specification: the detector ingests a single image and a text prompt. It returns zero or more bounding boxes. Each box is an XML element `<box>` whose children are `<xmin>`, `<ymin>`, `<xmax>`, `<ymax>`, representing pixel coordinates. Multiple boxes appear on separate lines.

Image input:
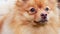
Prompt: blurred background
<box><xmin>58</xmin><ymin>0</ymin><xmax>60</xmax><ymax>17</ymax></box>
<box><xmin>58</xmin><ymin>0</ymin><xmax>60</xmax><ymax>9</ymax></box>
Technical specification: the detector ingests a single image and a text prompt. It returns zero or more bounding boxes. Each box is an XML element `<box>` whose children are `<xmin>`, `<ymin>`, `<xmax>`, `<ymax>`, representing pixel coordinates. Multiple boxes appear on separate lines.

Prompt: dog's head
<box><xmin>15</xmin><ymin>0</ymin><xmax>57</xmax><ymax>26</ymax></box>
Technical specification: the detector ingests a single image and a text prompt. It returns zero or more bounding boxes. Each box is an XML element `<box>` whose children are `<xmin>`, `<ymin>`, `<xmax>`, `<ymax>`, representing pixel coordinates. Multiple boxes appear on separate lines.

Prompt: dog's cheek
<box><xmin>23</xmin><ymin>12</ymin><xmax>34</xmax><ymax>20</ymax></box>
<box><xmin>47</xmin><ymin>11</ymin><xmax>56</xmax><ymax>21</ymax></box>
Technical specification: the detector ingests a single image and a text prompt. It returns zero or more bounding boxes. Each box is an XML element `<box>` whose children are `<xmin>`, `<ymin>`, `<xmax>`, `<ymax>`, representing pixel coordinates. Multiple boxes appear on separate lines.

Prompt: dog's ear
<box><xmin>16</xmin><ymin>0</ymin><xmax>28</xmax><ymax>6</ymax></box>
<box><xmin>48</xmin><ymin>0</ymin><xmax>57</xmax><ymax>4</ymax></box>
<box><xmin>16</xmin><ymin>0</ymin><xmax>29</xmax><ymax>4</ymax></box>
<box><xmin>15</xmin><ymin>0</ymin><xmax>35</xmax><ymax>9</ymax></box>
<box><xmin>16</xmin><ymin>0</ymin><xmax>33</xmax><ymax>7</ymax></box>
<box><xmin>48</xmin><ymin>0</ymin><xmax>57</xmax><ymax>10</ymax></box>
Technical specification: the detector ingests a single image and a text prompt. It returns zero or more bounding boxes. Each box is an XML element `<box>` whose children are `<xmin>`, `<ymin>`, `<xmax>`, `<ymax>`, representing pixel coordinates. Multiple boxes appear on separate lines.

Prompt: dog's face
<box><xmin>15</xmin><ymin>0</ymin><xmax>57</xmax><ymax>26</ymax></box>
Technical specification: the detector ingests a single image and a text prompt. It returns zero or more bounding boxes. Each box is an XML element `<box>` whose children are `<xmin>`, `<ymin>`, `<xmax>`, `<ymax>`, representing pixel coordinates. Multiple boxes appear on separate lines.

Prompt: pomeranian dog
<box><xmin>0</xmin><ymin>0</ymin><xmax>60</xmax><ymax>34</ymax></box>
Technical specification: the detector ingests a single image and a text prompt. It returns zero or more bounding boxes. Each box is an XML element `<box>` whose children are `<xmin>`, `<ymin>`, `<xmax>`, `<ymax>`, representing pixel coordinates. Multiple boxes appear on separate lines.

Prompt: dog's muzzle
<box><xmin>34</xmin><ymin>13</ymin><xmax>48</xmax><ymax>25</ymax></box>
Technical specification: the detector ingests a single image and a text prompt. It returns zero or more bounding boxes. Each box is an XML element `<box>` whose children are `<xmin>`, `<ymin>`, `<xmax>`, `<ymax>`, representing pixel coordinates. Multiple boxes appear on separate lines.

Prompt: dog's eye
<box><xmin>45</xmin><ymin>7</ymin><xmax>49</xmax><ymax>11</ymax></box>
<box><xmin>28</xmin><ymin>8</ymin><xmax>37</xmax><ymax>15</ymax></box>
<box><xmin>30</xmin><ymin>8</ymin><xmax>35</xmax><ymax>12</ymax></box>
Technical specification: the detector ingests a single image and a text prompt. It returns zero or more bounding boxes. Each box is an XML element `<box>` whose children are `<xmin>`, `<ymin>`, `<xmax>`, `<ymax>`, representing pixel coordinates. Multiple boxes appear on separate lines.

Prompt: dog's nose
<box><xmin>41</xmin><ymin>13</ymin><xmax>47</xmax><ymax>16</ymax></box>
<box><xmin>41</xmin><ymin>13</ymin><xmax>47</xmax><ymax>19</ymax></box>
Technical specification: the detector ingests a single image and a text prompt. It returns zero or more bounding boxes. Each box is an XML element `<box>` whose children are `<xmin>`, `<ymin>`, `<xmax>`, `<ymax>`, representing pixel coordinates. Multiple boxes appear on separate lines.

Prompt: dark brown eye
<box><xmin>30</xmin><ymin>8</ymin><xmax>35</xmax><ymax>12</ymax></box>
<box><xmin>45</xmin><ymin>7</ymin><xmax>49</xmax><ymax>11</ymax></box>
<box><xmin>28</xmin><ymin>8</ymin><xmax>37</xmax><ymax>15</ymax></box>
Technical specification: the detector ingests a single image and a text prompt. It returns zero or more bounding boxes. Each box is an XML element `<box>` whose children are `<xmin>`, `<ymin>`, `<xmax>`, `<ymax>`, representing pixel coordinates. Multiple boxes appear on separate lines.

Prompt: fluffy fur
<box><xmin>0</xmin><ymin>0</ymin><xmax>60</xmax><ymax>34</ymax></box>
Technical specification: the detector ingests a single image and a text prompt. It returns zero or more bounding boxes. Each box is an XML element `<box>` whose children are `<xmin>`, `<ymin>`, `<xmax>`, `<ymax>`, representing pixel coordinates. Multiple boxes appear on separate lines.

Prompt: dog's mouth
<box><xmin>34</xmin><ymin>17</ymin><xmax>48</xmax><ymax>25</ymax></box>
<box><xmin>34</xmin><ymin>19</ymin><xmax>47</xmax><ymax>24</ymax></box>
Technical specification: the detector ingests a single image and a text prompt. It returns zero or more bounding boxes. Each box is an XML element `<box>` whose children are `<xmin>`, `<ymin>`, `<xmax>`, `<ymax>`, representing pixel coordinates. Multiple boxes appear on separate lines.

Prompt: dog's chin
<box><xmin>33</xmin><ymin>19</ymin><xmax>48</xmax><ymax>26</ymax></box>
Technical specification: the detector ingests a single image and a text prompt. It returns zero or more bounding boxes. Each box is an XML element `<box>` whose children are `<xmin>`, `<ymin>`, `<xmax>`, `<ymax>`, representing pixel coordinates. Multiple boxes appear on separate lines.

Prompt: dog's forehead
<box><xmin>23</xmin><ymin>0</ymin><xmax>46</xmax><ymax>7</ymax></box>
<box><xmin>16</xmin><ymin>0</ymin><xmax>57</xmax><ymax>10</ymax></box>
<box><xmin>27</xmin><ymin>0</ymin><xmax>46</xmax><ymax>4</ymax></box>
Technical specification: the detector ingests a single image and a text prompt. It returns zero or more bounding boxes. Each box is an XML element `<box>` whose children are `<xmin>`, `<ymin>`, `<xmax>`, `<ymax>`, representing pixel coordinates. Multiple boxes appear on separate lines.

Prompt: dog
<box><xmin>0</xmin><ymin>0</ymin><xmax>60</xmax><ymax>34</ymax></box>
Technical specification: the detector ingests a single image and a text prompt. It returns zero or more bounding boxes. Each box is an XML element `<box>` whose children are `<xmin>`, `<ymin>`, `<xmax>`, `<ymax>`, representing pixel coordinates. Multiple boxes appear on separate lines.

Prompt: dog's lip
<box><xmin>34</xmin><ymin>19</ymin><xmax>48</xmax><ymax>24</ymax></box>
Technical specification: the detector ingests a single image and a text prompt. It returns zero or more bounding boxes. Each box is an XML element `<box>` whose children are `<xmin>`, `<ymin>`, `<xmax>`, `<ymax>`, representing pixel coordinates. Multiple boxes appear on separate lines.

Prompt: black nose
<box><xmin>41</xmin><ymin>13</ymin><xmax>47</xmax><ymax>19</ymax></box>
<box><xmin>41</xmin><ymin>13</ymin><xmax>47</xmax><ymax>16</ymax></box>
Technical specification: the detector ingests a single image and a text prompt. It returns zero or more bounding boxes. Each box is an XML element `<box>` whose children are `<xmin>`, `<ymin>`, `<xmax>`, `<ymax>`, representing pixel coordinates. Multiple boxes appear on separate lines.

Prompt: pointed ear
<box><xmin>16</xmin><ymin>0</ymin><xmax>30</xmax><ymax>6</ymax></box>
<box><xmin>15</xmin><ymin>0</ymin><xmax>28</xmax><ymax>7</ymax></box>
<box><xmin>48</xmin><ymin>0</ymin><xmax>57</xmax><ymax>7</ymax></box>
<box><xmin>17</xmin><ymin>0</ymin><xmax>29</xmax><ymax>3</ymax></box>
<box><xmin>48</xmin><ymin>0</ymin><xmax>57</xmax><ymax>10</ymax></box>
<box><xmin>48</xmin><ymin>0</ymin><xmax>57</xmax><ymax>4</ymax></box>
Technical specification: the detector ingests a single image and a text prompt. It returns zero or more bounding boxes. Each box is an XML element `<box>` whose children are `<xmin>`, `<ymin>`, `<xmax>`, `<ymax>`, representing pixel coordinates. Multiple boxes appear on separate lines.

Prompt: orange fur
<box><xmin>0</xmin><ymin>0</ymin><xmax>60</xmax><ymax>34</ymax></box>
